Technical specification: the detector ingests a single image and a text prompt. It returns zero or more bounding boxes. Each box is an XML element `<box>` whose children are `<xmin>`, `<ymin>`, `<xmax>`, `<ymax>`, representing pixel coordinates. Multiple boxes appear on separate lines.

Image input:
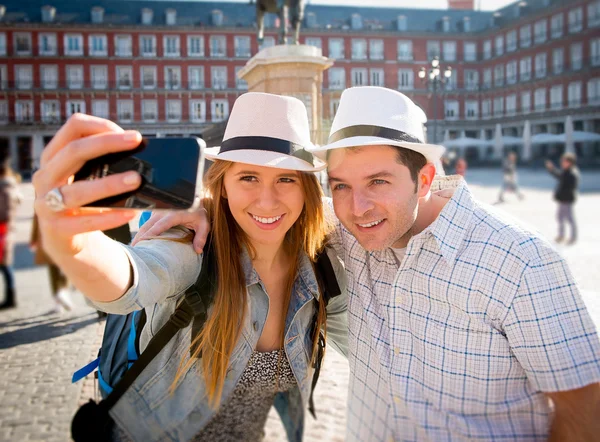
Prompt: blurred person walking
<box><xmin>0</xmin><ymin>162</ymin><xmax>23</xmax><ymax>310</ymax></box>
<box><xmin>497</xmin><ymin>151</ymin><xmax>524</xmax><ymax>203</ymax></box>
<box><xmin>546</xmin><ymin>152</ymin><xmax>579</xmax><ymax>245</ymax></box>
<box><xmin>454</xmin><ymin>157</ymin><xmax>467</xmax><ymax>177</ymax></box>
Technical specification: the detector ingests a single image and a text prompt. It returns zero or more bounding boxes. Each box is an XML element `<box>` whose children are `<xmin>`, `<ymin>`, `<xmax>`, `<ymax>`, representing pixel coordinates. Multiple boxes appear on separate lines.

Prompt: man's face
<box><xmin>561</xmin><ymin>158</ymin><xmax>572</xmax><ymax>170</ymax></box>
<box><xmin>327</xmin><ymin>145</ymin><xmax>420</xmax><ymax>251</ymax></box>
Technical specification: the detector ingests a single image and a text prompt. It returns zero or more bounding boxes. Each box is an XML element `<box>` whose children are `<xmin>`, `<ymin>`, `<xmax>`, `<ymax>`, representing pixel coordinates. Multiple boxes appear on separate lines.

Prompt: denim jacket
<box><xmin>92</xmin><ymin>228</ymin><xmax>348</xmax><ymax>442</ymax></box>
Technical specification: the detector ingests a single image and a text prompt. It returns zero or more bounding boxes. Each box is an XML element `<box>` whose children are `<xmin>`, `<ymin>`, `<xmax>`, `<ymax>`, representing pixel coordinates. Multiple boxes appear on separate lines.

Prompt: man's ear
<box><xmin>417</xmin><ymin>163</ymin><xmax>436</xmax><ymax>198</ymax></box>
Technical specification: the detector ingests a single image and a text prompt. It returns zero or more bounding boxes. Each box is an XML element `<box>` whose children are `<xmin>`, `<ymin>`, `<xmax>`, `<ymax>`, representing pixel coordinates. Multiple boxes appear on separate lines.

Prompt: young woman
<box><xmin>32</xmin><ymin>93</ymin><xmax>347</xmax><ymax>441</ymax></box>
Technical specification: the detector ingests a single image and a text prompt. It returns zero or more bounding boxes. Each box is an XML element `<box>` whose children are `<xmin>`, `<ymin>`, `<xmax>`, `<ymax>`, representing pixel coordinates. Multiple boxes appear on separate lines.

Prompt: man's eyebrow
<box><xmin>328</xmin><ymin>171</ymin><xmax>395</xmax><ymax>183</ymax></box>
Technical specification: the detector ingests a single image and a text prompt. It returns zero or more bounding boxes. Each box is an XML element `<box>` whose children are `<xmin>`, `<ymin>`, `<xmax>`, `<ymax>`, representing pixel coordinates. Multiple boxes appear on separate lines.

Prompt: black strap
<box><xmin>218</xmin><ymin>136</ymin><xmax>315</xmax><ymax>166</ymax></box>
<box><xmin>328</xmin><ymin>124</ymin><xmax>423</xmax><ymax>145</ymax></box>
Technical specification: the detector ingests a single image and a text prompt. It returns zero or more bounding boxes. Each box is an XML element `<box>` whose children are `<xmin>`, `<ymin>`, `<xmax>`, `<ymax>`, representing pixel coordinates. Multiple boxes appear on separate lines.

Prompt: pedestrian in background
<box><xmin>546</xmin><ymin>152</ymin><xmax>579</xmax><ymax>245</ymax></box>
<box><xmin>0</xmin><ymin>162</ymin><xmax>23</xmax><ymax>310</ymax></box>
<box><xmin>454</xmin><ymin>157</ymin><xmax>467</xmax><ymax>177</ymax></box>
<box><xmin>498</xmin><ymin>151</ymin><xmax>524</xmax><ymax>203</ymax></box>
<box><xmin>30</xmin><ymin>214</ymin><xmax>74</xmax><ymax>313</ymax></box>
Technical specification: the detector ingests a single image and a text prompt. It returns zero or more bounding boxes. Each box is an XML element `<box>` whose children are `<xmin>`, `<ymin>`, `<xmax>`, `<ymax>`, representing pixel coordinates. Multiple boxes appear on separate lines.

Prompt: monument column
<box><xmin>237</xmin><ymin>45</ymin><xmax>333</xmax><ymax>145</ymax></box>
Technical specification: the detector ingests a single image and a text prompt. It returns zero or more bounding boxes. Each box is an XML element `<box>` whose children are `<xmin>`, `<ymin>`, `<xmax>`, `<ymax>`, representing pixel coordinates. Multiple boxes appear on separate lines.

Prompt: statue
<box><xmin>251</xmin><ymin>0</ymin><xmax>305</xmax><ymax>45</ymax></box>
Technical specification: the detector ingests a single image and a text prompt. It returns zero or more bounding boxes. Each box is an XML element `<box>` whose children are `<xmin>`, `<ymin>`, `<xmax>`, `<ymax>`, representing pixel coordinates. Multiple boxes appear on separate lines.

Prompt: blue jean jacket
<box><xmin>92</xmin><ymin>228</ymin><xmax>348</xmax><ymax>442</ymax></box>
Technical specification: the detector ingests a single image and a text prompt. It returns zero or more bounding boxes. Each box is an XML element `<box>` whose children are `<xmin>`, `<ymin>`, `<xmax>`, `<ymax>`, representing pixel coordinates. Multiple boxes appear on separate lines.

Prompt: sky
<box><xmin>193</xmin><ymin>0</ymin><xmax>516</xmax><ymax>11</ymax></box>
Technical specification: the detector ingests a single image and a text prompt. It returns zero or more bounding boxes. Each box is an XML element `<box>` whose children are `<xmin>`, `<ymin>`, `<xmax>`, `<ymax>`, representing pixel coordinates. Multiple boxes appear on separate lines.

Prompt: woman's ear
<box><xmin>221</xmin><ymin>185</ymin><xmax>228</xmax><ymax>199</ymax></box>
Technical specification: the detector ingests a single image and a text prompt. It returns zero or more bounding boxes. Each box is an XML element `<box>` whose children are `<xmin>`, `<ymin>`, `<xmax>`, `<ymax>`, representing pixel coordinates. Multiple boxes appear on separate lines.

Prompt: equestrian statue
<box><xmin>251</xmin><ymin>0</ymin><xmax>305</xmax><ymax>45</ymax></box>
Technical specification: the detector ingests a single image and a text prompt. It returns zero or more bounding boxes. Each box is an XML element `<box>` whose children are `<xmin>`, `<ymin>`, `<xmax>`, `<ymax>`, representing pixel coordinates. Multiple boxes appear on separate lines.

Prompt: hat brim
<box><xmin>205</xmin><ymin>147</ymin><xmax>327</xmax><ymax>172</ymax></box>
<box><xmin>310</xmin><ymin>136</ymin><xmax>445</xmax><ymax>165</ymax></box>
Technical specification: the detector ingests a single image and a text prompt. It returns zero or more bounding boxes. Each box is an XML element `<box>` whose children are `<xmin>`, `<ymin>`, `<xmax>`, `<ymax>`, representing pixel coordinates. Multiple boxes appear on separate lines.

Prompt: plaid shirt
<box><xmin>328</xmin><ymin>178</ymin><xmax>600</xmax><ymax>441</ymax></box>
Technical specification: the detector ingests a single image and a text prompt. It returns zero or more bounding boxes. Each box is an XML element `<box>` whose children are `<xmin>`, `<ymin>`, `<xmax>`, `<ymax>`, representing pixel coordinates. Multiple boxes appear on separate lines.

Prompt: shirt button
<box><xmin>388</xmin><ymin>437</ymin><xmax>394</xmax><ymax>442</ymax></box>
<box><xmin>253</xmin><ymin>321</ymin><xmax>259</xmax><ymax>332</ymax></box>
<box><xmin>394</xmin><ymin>396</ymin><xmax>401</xmax><ymax>405</ymax></box>
<box><xmin>394</xmin><ymin>347</ymin><xmax>400</xmax><ymax>355</ymax></box>
<box><xmin>395</xmin><ymin>295</ymin><xmax>402</xmax><ymax>303</ymax></box>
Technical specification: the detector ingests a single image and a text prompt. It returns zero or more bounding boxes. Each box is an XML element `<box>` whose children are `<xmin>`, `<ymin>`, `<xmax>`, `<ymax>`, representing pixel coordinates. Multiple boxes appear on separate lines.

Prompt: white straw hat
<box><xmin>205</xmin><ymin>92</ymin><xmax>326</xmax><ymax>172</ymax></box>
<box><xmin>310</xmin><ymin>87</ymin><xmax>445</xmax><ymax>164</ymax></box>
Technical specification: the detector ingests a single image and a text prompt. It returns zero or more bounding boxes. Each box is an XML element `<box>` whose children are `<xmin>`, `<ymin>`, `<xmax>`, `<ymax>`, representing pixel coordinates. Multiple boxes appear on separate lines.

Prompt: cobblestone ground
<box><xmin>1</xmin><ymin>170</ymin><xmax>599</xmax><ymax>442</ymax></box>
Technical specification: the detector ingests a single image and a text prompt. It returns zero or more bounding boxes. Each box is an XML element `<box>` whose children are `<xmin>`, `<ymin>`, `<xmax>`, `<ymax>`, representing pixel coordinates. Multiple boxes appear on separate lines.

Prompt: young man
<box><xmin>135</xmin><ymin>87</ymin><xmax>600</xmax><ymax>441</ymax></box>
<box><xmin>546</xmin><ymin>153</ymin><xmax>579</xmax><ymax>244</ymax></box>
<box><xmin>498</xmin><ymin>151</ymin><xmax>524</xmax><ymax>203</ymax></box>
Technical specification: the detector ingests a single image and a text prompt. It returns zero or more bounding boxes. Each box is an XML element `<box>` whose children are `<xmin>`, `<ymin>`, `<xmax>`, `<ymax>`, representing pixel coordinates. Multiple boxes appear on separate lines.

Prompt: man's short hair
<box><xmin>561</xmin><ymin>152</ymin><xmax>577</xmax><ymax>165</ymax></box>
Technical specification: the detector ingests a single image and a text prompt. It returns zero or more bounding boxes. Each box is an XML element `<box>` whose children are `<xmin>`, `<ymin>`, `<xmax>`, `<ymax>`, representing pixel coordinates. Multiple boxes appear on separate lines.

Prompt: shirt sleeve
<box><xmin>503</xmin><ymin>244</ymin><xmax>600</xmax><ymax>392</ymax></box>
<box><xmin>91</xmin><ymin>227</ymin><xmax>202</xmax><ymax>315</ymax></box>
<box><xmin>323</xmin><ymin>246</ymin><xmax>349</xmax><ymax>359</ymax></box>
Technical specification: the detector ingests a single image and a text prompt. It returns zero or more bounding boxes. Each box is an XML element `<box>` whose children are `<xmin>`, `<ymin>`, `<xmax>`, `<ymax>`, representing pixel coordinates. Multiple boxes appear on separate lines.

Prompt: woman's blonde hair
<box><xmin>171</xmin><ymin>159</ymin><xmax>330</xmax><ymax>407</ymax></box>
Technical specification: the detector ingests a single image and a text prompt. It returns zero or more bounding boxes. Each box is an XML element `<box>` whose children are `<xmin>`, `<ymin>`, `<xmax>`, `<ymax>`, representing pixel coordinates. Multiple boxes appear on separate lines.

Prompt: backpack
<box><xmin>71</xmin><ymin>236</ymin><xmax>341</xmax><ymax>441</ymax></box>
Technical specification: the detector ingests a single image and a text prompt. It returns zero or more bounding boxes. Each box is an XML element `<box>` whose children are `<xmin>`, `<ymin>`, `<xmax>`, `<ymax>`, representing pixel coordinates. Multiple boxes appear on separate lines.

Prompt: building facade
<box><xmin>0</xmin><ymin>0</ymin><xmax>598</xmax><ymax>174</ymax></box>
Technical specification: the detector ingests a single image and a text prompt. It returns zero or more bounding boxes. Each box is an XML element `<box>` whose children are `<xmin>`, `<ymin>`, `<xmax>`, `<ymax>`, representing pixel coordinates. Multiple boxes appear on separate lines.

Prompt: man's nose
<box><xmin>352</xmin><ymin>190</ymin><xmax>374</xmax><ymax>218</ymax></box>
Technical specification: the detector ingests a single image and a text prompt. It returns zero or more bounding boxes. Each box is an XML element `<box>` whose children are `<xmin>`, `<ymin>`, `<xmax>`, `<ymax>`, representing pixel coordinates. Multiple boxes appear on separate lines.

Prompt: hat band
<box><xmin>328</xmin><ymin>125</ymin><xmax>422</xmax><ymax>145</ymax></box>
<box><xmin>219</xmin><ymin>136</ymin><xmax>314</xmax><ymax>166</ymax></box>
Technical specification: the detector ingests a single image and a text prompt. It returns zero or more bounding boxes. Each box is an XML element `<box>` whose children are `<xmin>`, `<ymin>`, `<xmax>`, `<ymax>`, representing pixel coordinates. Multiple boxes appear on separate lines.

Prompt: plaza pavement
<box><xmin>0</xmin><ymin>169</ymin><xmax>599</xmax><ymax>442</ymax></box>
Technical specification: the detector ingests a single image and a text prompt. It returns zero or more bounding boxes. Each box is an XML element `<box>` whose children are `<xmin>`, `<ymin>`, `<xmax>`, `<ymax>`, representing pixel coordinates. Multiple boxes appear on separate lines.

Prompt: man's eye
<box><xmin>332</xmin><ymin>184</ymin><xmax>347</xmax><ymax>191</ymax></box>
<box><xmin>372</xmin><ymin>179</ymin><xmax>388</xmax><ymax>185</ymax></box>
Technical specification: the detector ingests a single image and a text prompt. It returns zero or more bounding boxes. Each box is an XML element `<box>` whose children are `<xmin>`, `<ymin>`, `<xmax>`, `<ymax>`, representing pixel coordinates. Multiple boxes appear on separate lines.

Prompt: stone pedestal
<box><xmin>237</xmin><ymin>44</ymin><xmax>333</xmax><ymax>144</ymax></box>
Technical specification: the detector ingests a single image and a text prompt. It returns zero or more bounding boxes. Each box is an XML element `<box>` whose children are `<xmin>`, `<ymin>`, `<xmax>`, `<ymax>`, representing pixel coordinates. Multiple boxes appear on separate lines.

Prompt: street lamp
<box><xmin>418</xmin><ymin>57</ymin><xmax>452</xmax><ymax>144</ymax></box>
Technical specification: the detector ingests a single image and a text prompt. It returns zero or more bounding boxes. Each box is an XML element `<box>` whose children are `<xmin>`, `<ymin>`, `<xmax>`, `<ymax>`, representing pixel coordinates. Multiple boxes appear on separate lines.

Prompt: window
<box><xmin>0</xmin><ymin>33</ymin><xmax>5</xmax><ymax>56</ymax></box>
<box><xmin>66</xmin><ymin>65</ymin><xmax>83</xmax><ymax>89</ymax></box>
<box><xmin>115</xmin><ymin>35</ymin><xmax>132</xmax><ymax>57</ymax></box>
<box><xmin>570</xmin><ymin>43</ymin><xmax>582</xmax><ymax>70</ymax></box>
<box><xmin>66</xmin><ymin>100</ymin><xmax>86</xmax><ymax>118</ymax></box>
<box><xmin>535</xmin><ymin>53</ymin><xmax>547</xmax><ymax>78</ymax></box>
<box><xmin>351</xmin><ymin>39</ymin><xmax>366</xmax><ymax>60</ymax></box>
<box><xmin>521</xmin><ymin>91</ymin><xmax>531</xmax><ymax>113</ymax></box>
<box><xmin>482</xmin><ymin>68</ymin><xmax>492</xmax><ymax>88</ymax></box>
<box><xmin>142</xmin><ymin>100</ymin><xmax>157</xmax><ymax>122</ymax></box>
<box><xmin>14</xmin><ymin>33</ymin><xmax>32</xmax><ymax>55</ymax></box>
<box><xmin>165</xmin><ymin>67</ymin><xmax>181</xmax><ymax>90</ymax></box>
<box><xmin>211</xmin><ymin>99</ymin><xmax>229</xmax><ymax>122</ymax></box>
<box><xmin>64</xmin><ymin>34</ymin><xmax>83</xmax><ymax>56</ymax></box>
<box><xmin>427</xmin><ymin>41</ymin><xmax>440</xmax><ymax>59</ymax></box>
<box><xmin>188</xmin><ymin>36</ymin><xmax>205</xmax><ymax>57</ymax></box>
<box><xmin>166</xmin><ymin>100</ymin><xmax>181</xmax><ymax>122</ymax></box>
<box><xmin>397</xmin><ymin>15</ymin><xmax>407</xmax><ymax>31</ymax></box>
<box><xmin>592</xmin><ymin>39</ymin><xmax>600</xmax><ymax>66</ymax></box>
<box><xmin>305</xmin><ymin>37</ymin><xmax>322</xmax><ymax>49</ymax></box>
<box><xmin>351</xmin><ymin>68</ymin><xmax>367</xmax><ymax>87</ymax></box>
<box><xmin>211</xmin><ymin>66</ymin><xmax>227</xmax><ymax>89</ymax></box>
<box><xmin>520</xmin><ymin>25</ymin><xmax>531</xmax><ymax>48</ymax></box>
<box><xmin>553</xmin><ymin>48</ymin><xmax>564</xmax><ymax>74</ymax></box>
<box><xmin>370</xmin><ymin>68</ymin><xmax>384</xmax><ymax>86</ymax></box>
<box><xmin>92</xmin><ymin>100</ymin><xmax>109</xmax><ymax>119</ymax></box>
<box><xmin>589</xmin><ymin>1</ymin><xmax>600</xmax><ymax>28</ymax></box>
<box><xmin>15</xmin><ymin>100</ymin><xmax>34</xmax><ymax>122</ymax></box>
<box><xmin>41</xmin><ymin>100</ymin><xmax>60</xmax><ymax>123</ymax></box>
<box><xmin>188</xmin><ymin>66</ymin><xmax>204</xmax><ymax>89</ymax></box>
<box><xmin>398</xmin><ymin>69</ymin><xmax>413</xmax><ymax>90</ymax></box>
<box><xmin>91</xmin><ymin>65</ymin><xmax>107</xmax><ymax>89</ymax></box>
<box><xmin>587</xmin><ymin>78</ymin><xmax>600</xmax><ymax>104</ymax></box>
<box><xmin>329</xmin><ymin>39</ymin><xmax>344</xmax><ymax>59</ymax></box>
<box><xmin>235</xmin><ymin>66</ymin><xmax>247</xmax><ymax>90</ymax></box>
<box><xmin>210</xmin><ymin>35</ymin><xmax>227</xmax><ymax>57</ymax></box>
<box><xmin>506</xmin><ymin>30</ymin><xmax>517</xmax><ymax>52</ymax></box>
<box><xmin>117</xmin><ymin>100</ymin><xmax>134</xmax><ymax>122</ymax></box>
<box><xmin>38</xmin><ymin>33</ymin><xmax>57</xmax><ymax>56</ymax></box>
<box><xmin>140</xmin><ymin>36</ymin><xmax>156</xmax><ymax>57</ymax></box>
<box><xmin>551</xmin><ymin>14</ymin><xmax>564</xmax><ymax>38</ymax></box>
<box><xmin>534</xmin><ymin>88</ymin><xmax>546</xmax><ymax>111</ymax></box>
<box><xmin>568</xmin><ymin>81</ymin><xmax>581</xmax><ymax>106</ymax></box>
<box><xmin>550</xmin><ymin>85</ymin><xmax>563</xmax><ymax>109</ymax></box>
<box><xmin>189</xmin><ymin>100</ymin><xmax>206</xmax><ymax>123</ymax></box>
<box><xmin>483</xmin><ymin>40</ymin><xmax>492</xmax><ymax>59</ymax></box>
<box><xmin>443</xmin><ymin>41</ymin><xmax>456</xmax><ymax>62</ymax></box>
<box><xmin>463</xmin><ymin>42</ymin><xmax>476</xmax><ymax>61</ymax></box>
<box><xmin>506</xmin><ymin>61</ymin><xmax>517</xmax><ymax>84</ymax></box>
<box><xmin>164</xmin><ymin>36</ymin><xmax>180</xmax><ymax>57</ymax></box>
<box><xmin>495</xmin><ymin>35</ymin><xmax>503</xmax><ymax>56</ymax></box>
<box><xmin>506</xmin><ymin>94</ymin><xmax>517</xmax><ymax>116</ymax></box>
<box><xmin>397</xmin><ymin>40</ymin><xmax>413</xmax><ymax>61</ymax></box>
<box><xmin>40</xmin><ymin>65</ymin><xmax>57</xmax><ymax>89</ymax></box>
<box><xmin>493</xmin><ymin>97</ymin><xmax>503</xmax><ymax>116</ymax></box>
<box><xmin>0</xmin><ymin>65</ymin><xmax>7</xmax><ymax>90</ymax></box>
<box><xmin>328</xmin><ymin>68</ymin><xmax>345</xmax><ymax>90</ymax></box>
<box><xmin>494</xmin><ymin>65</ymin><xmax>504</xmax><ymax>87</ymax></box>
<box><xmin>444</xmin><ymin>100</ymin><xmax>458</xmax><ymax>120</ymax></box>
<box><xmin>444</xmin><ymin>74</ymin><xmax>457</xmax><ymax>91</ymax></box>
<box><xmin>370</xmin><ymin>39</ymin><xmax>384</xmax><ymax>60</ymax></box>
<box><xmin>568</xmin><ymin>8</ymin><xmax>583</xmax><ymax>33</ymax></box>
<box><xmin>141</xmin><ymin>66</ymin><xmax>157</xmax><ymax>89</ymax></box>
<box><xmin>481</xmin><ymin>99</ymin><xmax>491</xmax><ymax>118</ymax></box>
<box><xmin>116</xmin><ymin>66</ymin><xmax>132</xmax><ymax>89</ymax></box>
<box><xmin>0</xmin><ymin>100</ymin><xmax>7</xmax><ymax>123</ymax></box>
<box><xmin>329</xmin><ymin>99</ymin><xmax>340</xmax><ymax>120</ymax></box>
<box><xmin>89</xmin><ymin>35</ymin><xmax>107</xmax><ymax>56</ymax></box>
<box><xmin>15</xmin><ymin>65</ymin><xmax>32</xmax><ymax>89</ymax></box>
<box><xmin>534</xmin><ymin>20</ymin><xmax>547</xmax><ymax>44</ymax></box>
<box><xmin>464</xmin><ymin>70</ymin><xmax>479</xmax><ymax>90</ymax></box>
<box><xmin>234</xmin><ymin>36</ymin><xmax>251</xmax><ymax>57</ymax></box>
<box><xmin>465</xmin><ymin>100</ymin><xmax>478</xmax><ymax>119</ymax></box>
<box><xmin>258</xmin><ymin>36</ymin><xmax>275</xmax><ymax>52</ymax></box>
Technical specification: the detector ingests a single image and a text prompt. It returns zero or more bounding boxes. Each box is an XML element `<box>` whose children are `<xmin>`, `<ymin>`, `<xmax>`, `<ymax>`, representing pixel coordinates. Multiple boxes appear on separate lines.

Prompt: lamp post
<box><xmin>418</xmin><ymin>57</ymin><xmax>452</xmax><ymax>144</ymax></box>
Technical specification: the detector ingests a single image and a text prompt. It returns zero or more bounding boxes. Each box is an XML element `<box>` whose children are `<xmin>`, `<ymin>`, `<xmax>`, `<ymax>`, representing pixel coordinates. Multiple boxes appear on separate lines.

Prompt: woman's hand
<box><xmin>32</xmin><ymin>113</ymin><xmax>143</xmax><ymax>262</ymax></box>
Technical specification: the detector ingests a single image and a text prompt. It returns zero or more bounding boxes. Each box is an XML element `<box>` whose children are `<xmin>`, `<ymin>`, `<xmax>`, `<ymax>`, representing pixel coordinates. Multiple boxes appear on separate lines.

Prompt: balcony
<box><xmin>535</xmin><ymin>69</ymin><xmax>547</xmax><ymax>78</ymax></box>
<box><xmin>398</xmin><ymin>53</ymin><xmax>413</xmax><ymax>61</ymax></box>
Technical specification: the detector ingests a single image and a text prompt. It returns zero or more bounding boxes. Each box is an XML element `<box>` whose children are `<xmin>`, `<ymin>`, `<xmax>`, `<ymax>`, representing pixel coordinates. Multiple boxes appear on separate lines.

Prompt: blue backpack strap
<box><xmin>139</xmin><ymin>211</ymin><xmax>152</xmax><ymax>228</ymax></box>
<box><xmin>97</xmin><ymin>367</ymin><xmax>113</xmax><ymax>395</ymax></box>
<box><xmin>127</xmin><ymin>311</ymin><xmax>139</xmax><ymax>368</ymax></box>
<box><xmin>72</xmin><ymin>358</ymin><xmax>100</xmax><ymax>384</ymax></box>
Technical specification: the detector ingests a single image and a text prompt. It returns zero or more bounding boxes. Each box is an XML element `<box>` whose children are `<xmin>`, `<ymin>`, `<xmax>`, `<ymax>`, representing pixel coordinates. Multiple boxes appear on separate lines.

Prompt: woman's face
<box><xmin>222</xmin><ymin>162</ymin><xmax>305</xmax><ymax>248</ymax></box>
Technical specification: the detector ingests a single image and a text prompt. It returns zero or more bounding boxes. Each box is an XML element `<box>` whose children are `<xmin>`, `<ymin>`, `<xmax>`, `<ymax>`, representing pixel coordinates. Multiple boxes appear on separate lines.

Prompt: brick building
<box><xmin>0</xmin><ymin>0</ymin><xmax>598</xmax><ymax>174</ymax></box>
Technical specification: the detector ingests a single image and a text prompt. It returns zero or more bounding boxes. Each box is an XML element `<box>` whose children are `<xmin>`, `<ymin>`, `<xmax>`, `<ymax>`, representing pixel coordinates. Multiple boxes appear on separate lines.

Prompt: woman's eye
<box><xmin>240</xmin><ymin>176</ymin><xmax>257</xmax><ymax>182</ymax></box>
<box><xmin>279</xmin><ymin>178</ymin><xmax>296</xmax><ymax>184</ymax></box>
